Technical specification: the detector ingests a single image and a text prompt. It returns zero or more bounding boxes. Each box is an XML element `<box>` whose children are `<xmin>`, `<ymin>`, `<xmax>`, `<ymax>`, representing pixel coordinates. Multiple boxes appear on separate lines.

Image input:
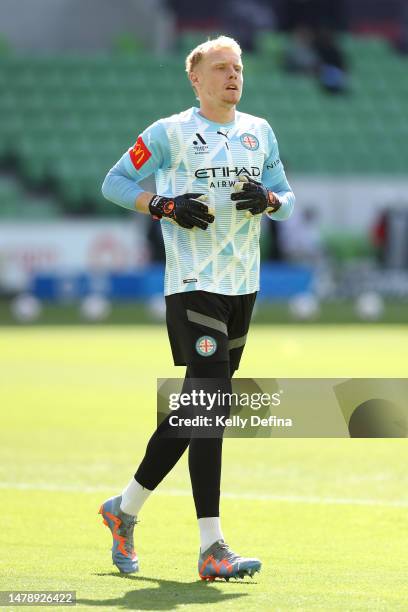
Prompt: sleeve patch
<box><xmin>129</xmin><ymin>136</ymin><xmax>152</xmax><ymax>170</ymax></box>
<box><xmin>266</xmin><ymin>158</ymin><xmax>281</xmax><ymax>170</ymax></box>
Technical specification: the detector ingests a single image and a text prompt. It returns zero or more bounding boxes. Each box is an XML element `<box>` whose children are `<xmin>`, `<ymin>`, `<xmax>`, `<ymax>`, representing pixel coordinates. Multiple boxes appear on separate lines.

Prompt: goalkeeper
<box><xmin>100</xmin><ymin>35</ymin><xmax>295</xmax><ymax>581</ymax></box>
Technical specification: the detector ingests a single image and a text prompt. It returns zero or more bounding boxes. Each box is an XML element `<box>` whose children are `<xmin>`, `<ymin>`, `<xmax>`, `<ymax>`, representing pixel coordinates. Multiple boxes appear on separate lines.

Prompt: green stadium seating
<box><xmin>0</xmin><ymin>35</ymin><xmax>407</xmax><ymax>216</ymax></box>
<box><xmin>0</xmin><ymin>175</ymin><xmax>60</xmax><ymax>218</ymax></box>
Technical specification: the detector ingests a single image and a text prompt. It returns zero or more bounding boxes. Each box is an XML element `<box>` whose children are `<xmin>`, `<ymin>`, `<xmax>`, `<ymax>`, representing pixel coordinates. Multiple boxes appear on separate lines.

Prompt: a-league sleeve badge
<box><xmin>129</xmin><ymin>136</ymin><xmax>152</xmax><ymax>170</ymax></box>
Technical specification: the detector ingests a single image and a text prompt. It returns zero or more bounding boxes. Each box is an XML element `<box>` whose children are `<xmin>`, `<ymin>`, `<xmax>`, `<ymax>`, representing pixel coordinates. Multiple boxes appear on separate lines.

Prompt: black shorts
<box><xmin>165</xmin><ymin>290</ymin><xmax>257</xmax><ymax>372</ymax></box>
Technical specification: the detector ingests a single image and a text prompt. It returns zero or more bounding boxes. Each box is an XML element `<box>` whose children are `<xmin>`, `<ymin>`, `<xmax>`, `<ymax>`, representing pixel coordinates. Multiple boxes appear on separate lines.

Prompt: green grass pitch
<box><xmin>1</xmin><ymin>325</ymin><xmax>408</xmax><ymax>611</ymax></box>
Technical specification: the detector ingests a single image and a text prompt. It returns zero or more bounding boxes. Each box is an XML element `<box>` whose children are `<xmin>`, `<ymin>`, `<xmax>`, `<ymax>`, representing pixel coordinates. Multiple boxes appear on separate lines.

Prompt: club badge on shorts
<box><xmin>195</xmin><ymin>335</ymin><xmax>217</xmax><ymax>357</ymax></box>
<box><xmin>240</xmin><ymin>133</ymin><xmax>259</xmax><ymax>151</ymax></box>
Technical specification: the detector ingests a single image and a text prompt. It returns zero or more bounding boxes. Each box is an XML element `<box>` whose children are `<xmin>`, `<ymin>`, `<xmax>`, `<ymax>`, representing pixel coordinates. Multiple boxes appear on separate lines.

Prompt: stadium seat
<box><xmin>0</xmin><ymin>174</ymin><xmax>61</xmax><ymax>218</ymax></box>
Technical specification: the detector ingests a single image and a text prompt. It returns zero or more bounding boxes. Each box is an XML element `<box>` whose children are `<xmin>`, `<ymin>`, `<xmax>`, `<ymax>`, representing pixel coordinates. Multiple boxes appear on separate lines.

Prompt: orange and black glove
<box><xmin>231</xmin><ymin>176</ymin><xmax>281</xmax><ymax>216</ymax></box>
<box><xmin>149</xmin><ymin>193</ymin><xmax>214</xmax><ymax>230</ymax></box>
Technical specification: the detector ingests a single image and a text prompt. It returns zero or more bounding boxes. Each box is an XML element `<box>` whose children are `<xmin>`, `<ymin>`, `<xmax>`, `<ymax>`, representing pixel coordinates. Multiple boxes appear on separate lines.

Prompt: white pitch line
<box><xmin>1</xmin><ymin>482</ymin><xmax>408</xmax><ymax>508</ymax></box>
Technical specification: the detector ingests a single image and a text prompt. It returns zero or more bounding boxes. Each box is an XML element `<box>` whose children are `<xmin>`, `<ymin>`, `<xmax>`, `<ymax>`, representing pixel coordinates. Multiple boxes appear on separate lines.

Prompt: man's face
<box><xmin>191</xmin><ymin>47</ymin><xmax>243</xmax><ymax>108</ymax></box>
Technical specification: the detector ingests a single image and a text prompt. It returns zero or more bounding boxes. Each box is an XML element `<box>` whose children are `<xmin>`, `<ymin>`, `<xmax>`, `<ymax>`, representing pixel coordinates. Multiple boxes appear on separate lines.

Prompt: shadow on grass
<box><xmin>78</xmin><ymin>574</ymin><xmax>251</xmax><ymax>610</ymax></box>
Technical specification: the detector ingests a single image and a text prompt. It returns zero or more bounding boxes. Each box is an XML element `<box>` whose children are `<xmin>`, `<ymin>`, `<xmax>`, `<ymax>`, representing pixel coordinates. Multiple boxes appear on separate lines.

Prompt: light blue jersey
<box><xmin>102</xmin><ymin>107</ymin><xmax>295</xmax><ymax>296</ymax></box>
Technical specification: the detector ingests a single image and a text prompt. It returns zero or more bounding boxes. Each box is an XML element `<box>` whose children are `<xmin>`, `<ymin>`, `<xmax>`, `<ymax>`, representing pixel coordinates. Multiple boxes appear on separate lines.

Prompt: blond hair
<box><xmin>185</xmin><ymin>35</ymin><xmax>242</xmax><ymax>75</ymax></box>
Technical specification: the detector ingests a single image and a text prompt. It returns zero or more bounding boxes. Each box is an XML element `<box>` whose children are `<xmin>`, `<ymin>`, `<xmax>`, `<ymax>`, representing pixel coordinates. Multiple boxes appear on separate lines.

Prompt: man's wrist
<box><xmin>135</xmin><ymin>191</ymin><xmax>156</xmax><ymax>215</ymax></box>
<box><xmin>148</xmin><ymin>194</ymin><xmax>163</xmax><ymax>219</ymax></box>
<box><xmin>148</xmin><ymin>194</ymin><xmax>176</xmax><ymax>220</ymax></box>
<box><xmin>265</xmin><ymin>190</ymin><xmax>281</xmax><ymax>214</ymax></box>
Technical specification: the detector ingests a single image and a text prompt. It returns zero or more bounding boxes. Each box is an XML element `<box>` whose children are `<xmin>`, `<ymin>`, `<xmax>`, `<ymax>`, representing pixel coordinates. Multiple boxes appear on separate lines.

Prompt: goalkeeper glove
<box><xmin>231</xmin><ymin>175</ymin><xmax>281</xmax><ymax>216</ymax></box>
<box><xmin>149</xmin><ymin>193</ymin><xmax>214</xmax><ymax>230</ymax></box>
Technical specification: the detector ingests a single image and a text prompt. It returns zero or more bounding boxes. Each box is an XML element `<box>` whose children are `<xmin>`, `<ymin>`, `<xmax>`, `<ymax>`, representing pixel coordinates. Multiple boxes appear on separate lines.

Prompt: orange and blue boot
<box><xmin>99</xmin><ymin>495</ymin><xmax>138</xmax><ymax>574</ymax></box>
<box><xmin>198</xmin><ymin>540</ymin><xmax>261</xmax><ymax>581</ymax></box>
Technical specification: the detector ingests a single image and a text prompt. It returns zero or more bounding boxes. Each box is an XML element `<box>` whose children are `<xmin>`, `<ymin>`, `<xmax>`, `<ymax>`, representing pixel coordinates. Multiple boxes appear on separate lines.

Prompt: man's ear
<box><xmin>189</xmin><ymin>70</ymin><xmax>199</xmax><ymax>89</ymax></box>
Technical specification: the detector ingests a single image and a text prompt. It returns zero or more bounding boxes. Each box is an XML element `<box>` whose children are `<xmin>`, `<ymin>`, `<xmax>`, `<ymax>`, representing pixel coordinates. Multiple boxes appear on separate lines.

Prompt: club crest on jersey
<box><xmin>129</xmin><ymin>136</ymin><xmax>152</xmax><ymax>170</ymax></box>
<box><xmin>195</xmin><ymin>336</ymin><xmax>217</xmax><ymax>357</ymax></box>
<box><xmin>240</xmin><ymin>133</ymin><xmax>259</xmax><ymax>151</ymax></box>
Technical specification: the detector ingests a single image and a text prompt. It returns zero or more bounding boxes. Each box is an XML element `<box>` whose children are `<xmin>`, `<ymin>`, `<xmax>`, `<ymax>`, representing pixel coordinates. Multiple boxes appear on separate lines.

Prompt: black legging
<box><xmin>135</xmin><ymin>361</ymin><xmax>233</xmax><ymax>518</ymax></box>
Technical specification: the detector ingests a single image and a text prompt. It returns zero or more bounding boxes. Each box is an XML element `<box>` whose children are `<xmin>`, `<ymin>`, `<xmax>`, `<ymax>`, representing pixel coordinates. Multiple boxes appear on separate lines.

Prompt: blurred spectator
<box><xmin>344</xmin><ymin>0</ymin><xmax>401</xmax><ymax>40</ymax></box>
<box><xmin>284</xmin><ymin>26</ymin><xmax>318</xmax><ymax>73</ymax></box>
<box><xmin>147</xmin><ymin>221</ymin><xmax>166</xmax><ymax>262</ymax></box>
<box><xmin>280</xmin><ymin>207</ymin><xmax>324</xmax><ymax>264</ymax></box>
<box><xmin>278</xmin><ymin>1</ymin><xmax>349</xmax><ymax>93</ymax></box>
<box><xmin>395</xmin><ymin>1</ymin><xmax>408</xmax><ymax>54</ymax></box>
<box><xmin>276</xmin><ymin>0</ymin><xmax>348</xmax><ymax>32</ymax></box>
<box><xmin>219</xmin><ymin>0</ymin><xmax>276</xmax><ymax>51</ymax></box>
<box><xmin>262</xmin><ymin>216</ymin><xmax>284</xmax><ymax>261</ymax></box>
<box><xmin>372</xmin><ymin>210</ymin><xmax>389</xmax><ymax>266</ymax></box>
<box><xmin>165</xmin><ymin>0</ymin><xmax>219</xmax><ymax>28</ymax></box>
<box><xmin>372</xmin><ymin>208</ymin><xmax>408</xmax><ymax>269</ymax></box>
<box><xmin>313</xmin><ymin>27</ymin><xmax>349</xmax><ymax>94</ymax></box>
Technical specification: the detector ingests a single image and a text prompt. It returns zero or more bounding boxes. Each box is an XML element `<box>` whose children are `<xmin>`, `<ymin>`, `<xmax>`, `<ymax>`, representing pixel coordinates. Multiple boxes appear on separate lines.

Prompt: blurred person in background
<box><xmin>219</xmin><ymin>0</ymin><xmax>276</xmax><ymax>51</ymax></box>
<box><xmin>279</xmin><ymin>206</ymin><xmax>323</xmax><ymax>264</ymax></box>
<box><xmin>395</xmin><ymin>0</ymin><xmax>408</xmax><ymax>54</ymax></box>
<box><xmin>278</xmin><ymin>0</ymin><xmax>349</xmax><ymax>92</ymax></box>
<box><xmin>277</xmin><ymin>0</ymin><xmax>348</xmax><ymax>32</ymax></box>
<box><xmin>99</xmin><ymin>35</ymin><xmax>294</xmax><ymax>581</ymax></box>
<box><xmin>313</xmin><ymin>27</ymin><xmax>349</xmax><ymax>94</ymax></box>
<box><xmin>263</xmin><ymin>214</ymin><xmax>284</xmax><ymax>261</ymax></box>
<box><xmin>165</xmin><ymin>0</ymin><xmax>219</xmax><ymax>26</ymax></box>
<box><xmin>372</xmin><ymin>209</ymin><xmax>389</xmax><ymax>266</ymax></box>
<box><xmin>283</xmin><ymin>25</ymin><xmax>319</xmax><ymax>74</ymax></box>
<box><xmin>146</xmin><ymin>221</ymin><xmax>166</xmax><ymax>262</ymax></box>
